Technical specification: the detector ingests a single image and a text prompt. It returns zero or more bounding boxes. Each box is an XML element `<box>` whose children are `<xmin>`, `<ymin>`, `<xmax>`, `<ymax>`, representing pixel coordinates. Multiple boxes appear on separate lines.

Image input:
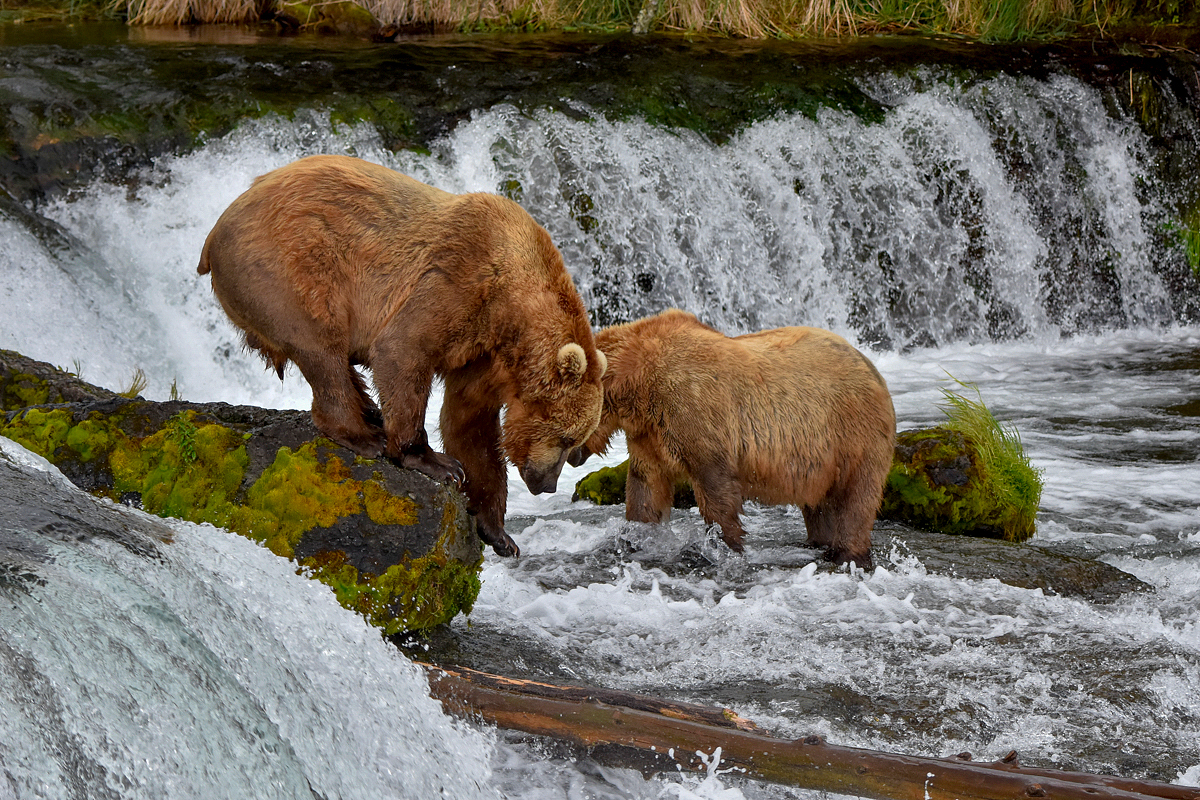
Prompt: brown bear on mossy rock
<box><xmin>570</xmin><ymin>309</ymin><xmax>895</xmax><ymax>567</ymax></box>
<box><xmin>198</xmin><ymin>155</ymin><xmax>606</xmax><ymax>557</ymax></box>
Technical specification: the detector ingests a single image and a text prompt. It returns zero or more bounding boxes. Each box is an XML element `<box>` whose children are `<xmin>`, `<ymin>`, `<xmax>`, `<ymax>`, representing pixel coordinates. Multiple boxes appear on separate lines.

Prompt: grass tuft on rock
<box><xmin>880</xmin><ymin>379</ymin><xmax>1044</xmax><ymax>542</ymax></box>
<box><xmin>938</xmin><ymin>381</ymin><xmax>1044</xmax><ymax>536</ymax></box>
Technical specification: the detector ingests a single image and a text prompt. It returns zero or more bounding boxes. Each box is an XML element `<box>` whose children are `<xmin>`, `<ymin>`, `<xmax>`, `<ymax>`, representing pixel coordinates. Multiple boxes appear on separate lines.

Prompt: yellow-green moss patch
<box><xmin>3</xmin><ymin>407</ymin><xmax>74</xmax><ymax>456</ymax></box>
<box><xmin>3</xmin><ymin>371</ymin><xmax>51</xmax><ymax>411</ymax></box>
<box><xmin>572</xmin><ymin>461</ymin><xmax>630</xmax><ymax>505</ymax></box>
<box><xmin>572</xmin><ymin>459</ymin><xmax>696</xmax><ymax>509</ymax></box>
<box><xmin>301</xmin><ymin>547</ymin><xmax>481</xmax><ymax>635</ymax></box>
<box><xmin>1</xmin><ymin>401</ymin><xmax>479</xmax><ymax>632</ymax></box>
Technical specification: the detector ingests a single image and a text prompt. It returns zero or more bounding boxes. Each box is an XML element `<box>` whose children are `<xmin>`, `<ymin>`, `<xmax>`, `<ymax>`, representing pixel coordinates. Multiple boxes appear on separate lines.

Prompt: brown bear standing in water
<box><xmin>198</xmin><ymin>155</ymin><xmax>606</xmax><ymax>557</ymax></box>
<box><xmin>570</xmin><ymin>309</ymin><xmax>895</xmax><ymax>567</ymax></box>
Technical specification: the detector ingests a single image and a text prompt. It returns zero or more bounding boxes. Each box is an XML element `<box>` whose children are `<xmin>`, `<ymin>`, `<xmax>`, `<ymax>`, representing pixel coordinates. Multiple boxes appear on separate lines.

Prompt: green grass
<box><xmin>938</xmin><ymin>378</ymin><xmax>1044</xmax><ymax>538</ymax></box>
<box><xmin>1182</xmin><ymin>207</ymin><xmax>1200</xmax><ymax>276</ymax></box>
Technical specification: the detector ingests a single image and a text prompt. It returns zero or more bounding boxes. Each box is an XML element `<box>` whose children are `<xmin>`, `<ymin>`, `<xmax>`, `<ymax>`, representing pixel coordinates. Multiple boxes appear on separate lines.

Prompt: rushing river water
<box><xmin>1</xmin><ymin>27</ymin><xmax>1199</xmax><ymax>799</ymax></box>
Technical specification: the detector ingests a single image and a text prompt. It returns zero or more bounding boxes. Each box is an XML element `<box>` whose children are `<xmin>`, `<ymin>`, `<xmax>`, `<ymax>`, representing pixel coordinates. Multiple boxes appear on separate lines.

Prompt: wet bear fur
<box><xmin>198</xmin><ymin>155</ymin><xmax>606</xmax><ymax>557</ymax></box>
<box><xmin>572</xmin><ymin>309</ymin><xmax>895</xmax><ymax>567</ymax></box>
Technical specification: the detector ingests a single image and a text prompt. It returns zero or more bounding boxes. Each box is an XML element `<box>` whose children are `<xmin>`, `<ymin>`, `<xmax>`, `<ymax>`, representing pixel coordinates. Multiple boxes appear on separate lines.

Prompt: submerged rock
<box><xmin>0</xmin><ymin>350</ymin><xmax>482</xmax><ymax>634</ymax></box>
<box><xmin>875</xmin><ymin>524</ymin><xmax>1150</xmax><ymax>604</ymax></box>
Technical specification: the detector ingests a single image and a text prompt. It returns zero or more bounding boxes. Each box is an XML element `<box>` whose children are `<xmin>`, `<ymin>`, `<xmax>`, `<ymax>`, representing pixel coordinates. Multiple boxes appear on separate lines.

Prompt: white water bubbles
<box><xmin>0</xmin><ymin>437</ymin><xmax>501</xmax><ymax>800</ymax></box>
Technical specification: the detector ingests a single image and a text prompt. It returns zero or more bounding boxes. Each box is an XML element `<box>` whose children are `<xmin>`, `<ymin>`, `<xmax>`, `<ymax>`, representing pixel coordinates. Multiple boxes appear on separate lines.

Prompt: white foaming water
<box><xmin>0</xmin><ymin>437</ymin><xmax>500</xmax><ymax>799</ymax></box>
<box><xmin>1</xmin><ymin>69</ymin><xmax>1199</xmax><ymax>796</ymax></box>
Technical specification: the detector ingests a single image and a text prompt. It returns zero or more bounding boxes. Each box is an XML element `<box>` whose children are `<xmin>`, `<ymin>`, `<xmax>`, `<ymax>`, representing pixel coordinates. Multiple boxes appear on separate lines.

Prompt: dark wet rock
<box><xmin>1</xmin><ymin>349</ymin><xmax>123</xmax><ymax>411</ymax></box>
<box><xmin>874</xmin><ymin>523</ymin><xmax>1151</xmax><ymax>604</ymax></box>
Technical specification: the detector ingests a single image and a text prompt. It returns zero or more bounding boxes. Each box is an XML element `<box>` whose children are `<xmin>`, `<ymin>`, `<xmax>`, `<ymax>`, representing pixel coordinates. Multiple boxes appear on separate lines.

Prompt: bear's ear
<box><xmin>595</xmin><ymin>350</ymin><xmax>607</xmax><ymax>378</ymax></box>
<box><xmin>557</xmin><ymin>343</ymin><xmax>588</xmax><ymax>382</ymax></box>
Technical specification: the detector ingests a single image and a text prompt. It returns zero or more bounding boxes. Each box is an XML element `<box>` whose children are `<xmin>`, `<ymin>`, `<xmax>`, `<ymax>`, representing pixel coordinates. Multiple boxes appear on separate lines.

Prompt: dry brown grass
<box><xmin>127</xmin><ymin>0</ymin><xmax>258</xmax><ymax>22</ymax></box>
<box><xmin>125</xmin><ymin>0</ymin><xmax>256</xmax><ymax>23</ymax></box>
<box><xmin>122</xmin><ymin>0</ymin><xmax>1146</xmax><ymax>41</ymax></box>
<box><xmin>363</xmin><ymin>0</ymin><xmax>566</xmax><ymax>27</ymax></box>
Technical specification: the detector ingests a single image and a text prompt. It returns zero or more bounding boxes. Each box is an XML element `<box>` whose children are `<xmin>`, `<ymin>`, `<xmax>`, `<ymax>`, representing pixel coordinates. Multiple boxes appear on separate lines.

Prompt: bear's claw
<box><xmin>397</xmin><ymin>450</ymin><xmax>466</xmax><ymax>489</ymax></box>
<box><xmin>481</xmin><ymin>528</ymin><xmax>520</xmax><ymax>558</ymax></box>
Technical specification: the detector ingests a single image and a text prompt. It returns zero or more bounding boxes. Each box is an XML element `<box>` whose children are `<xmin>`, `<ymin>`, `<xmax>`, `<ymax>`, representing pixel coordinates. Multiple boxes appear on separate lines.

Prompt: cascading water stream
<box><xmin>1</xmin><ymin>35</ymin><xmax>1199</xmax><ymax>798</ymax></box>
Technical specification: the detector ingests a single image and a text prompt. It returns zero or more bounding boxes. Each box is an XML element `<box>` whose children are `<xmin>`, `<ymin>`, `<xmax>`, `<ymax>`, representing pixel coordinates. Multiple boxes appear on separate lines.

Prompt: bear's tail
<box><xmin>197</xmin><ymin>244</ymin><xmax>211</xmax><ymax>275</ymax></box>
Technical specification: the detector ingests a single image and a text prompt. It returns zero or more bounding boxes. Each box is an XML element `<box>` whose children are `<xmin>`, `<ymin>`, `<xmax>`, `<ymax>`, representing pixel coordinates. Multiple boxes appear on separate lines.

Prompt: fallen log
<box><xmin>421</xmin><ymin>663</ymin><xmax>1200</xmax><ymax>800</ymax></box>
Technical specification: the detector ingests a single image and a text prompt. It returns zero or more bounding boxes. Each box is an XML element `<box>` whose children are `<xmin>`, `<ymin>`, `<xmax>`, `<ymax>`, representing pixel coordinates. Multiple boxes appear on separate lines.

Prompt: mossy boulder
<box><xmin>276</xmin><ymin>0</ymin><xmax>380</xmax><ymax>36</ymax></box>
<box><xmin>571</xmin><ymin>459</ymin><xmax>694</xmax><ymax>508</ymax></box>
<box><xmin>878</xmin><ymin>426</ymin><xmax>1036</xmax><ymax>541</ymax></box>
<box><xmin>0</xmin><ymin>350</ymin><xmax>482</xmax><ymax>634</ymax></box>
<box><xmin>880</xmin><ymin>385</ymin><xmax>1043</xmax><ymax>542</ymax></box>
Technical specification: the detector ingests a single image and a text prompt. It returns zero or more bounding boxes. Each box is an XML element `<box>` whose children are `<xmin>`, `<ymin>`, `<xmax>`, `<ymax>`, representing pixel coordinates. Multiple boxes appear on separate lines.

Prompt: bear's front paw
<box><xmin>479</xmin><ymin>525</ymin><xmax>520</xmax><ymax>558</ymax></box>
<box><xmin>398</xmin><ymin>450</ymin><xmax>466</xmax><ymax>488</ymax></box>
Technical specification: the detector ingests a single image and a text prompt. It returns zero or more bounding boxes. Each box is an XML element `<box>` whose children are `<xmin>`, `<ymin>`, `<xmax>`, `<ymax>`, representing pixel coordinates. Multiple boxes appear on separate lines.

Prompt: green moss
<box><xmin>329</xmin><ymin>96</ymin><xmax>417</xmax><ymax>150</ymax></box>
<box><xmin>2</xmin><ymin>372</ymin><xmax>51</xmax><ymax>411</ymax></box>
<box><xmin>1</xmin><ymin>402</ymin><xmax>478</xmax><ymax>631</ymax></box>
<box><xmin>237</xmin><ymin>442</ymin><xmax>362</xmax><ymax>557</ymax></box>
<box><xmin>1166</xmin><ymin>204</ymin><xmax>1200</xmax><ymax>275</ymax></box>
<box><xmin>573</xmin><ymin>460</ymin><xmax>630</xmax><ymax>505</ymax></box>
<box><xmin>2</xmin><ymin>407</ymin><xmax>73</xmax><ymax>457</ymax></box>
<box><xmin>572</xmin><ymin>459</ymin><xmax>696</xmax><ymax>508</ymax></box>
<box><xmin>880</xmin><ymin>383</ymin><xmax>1043</xmax><ymax>542</ymax></box>
<box><xmin>64</xmin><ymin>416</ymin><xmax>118</xmax><ymax>463</ymax></box>
<box><xmin>302</xmin><ymin>547</ymin><xmax>481</xmax><ymax>635</ymax></box>
<box><xmin>107</xmin><ymin>414</ymin><xmax>250</xmax><ymax>527</ymax></box>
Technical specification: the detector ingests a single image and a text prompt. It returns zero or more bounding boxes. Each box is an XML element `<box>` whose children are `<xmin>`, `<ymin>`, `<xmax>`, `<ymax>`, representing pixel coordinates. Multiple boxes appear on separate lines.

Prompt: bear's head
<box><xmin>504</xmin><ymin>342</ymin><xmax>606</xmax><ymax>495</ymax></box>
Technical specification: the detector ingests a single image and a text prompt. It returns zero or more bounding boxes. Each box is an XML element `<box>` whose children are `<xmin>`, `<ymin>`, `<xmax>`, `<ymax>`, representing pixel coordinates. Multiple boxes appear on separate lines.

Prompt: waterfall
<box><xmin>400</xmin><ymin>69</ymin><xmax>1184</xmax><ymax>351</ymax></box>
<box><xmin>0</xmin><ymin>438</ymin><xmax>500</xmax><ymax>799</ymax></box>
<box><xmin>1</xmin><ymin>64</ymin><xmax>1193</xmax><ymax>401</ymax></box>
<box><xmin>3</xmin><ymin>38</ymin><xmax>1200</xmax><ymax>798</ymax></box>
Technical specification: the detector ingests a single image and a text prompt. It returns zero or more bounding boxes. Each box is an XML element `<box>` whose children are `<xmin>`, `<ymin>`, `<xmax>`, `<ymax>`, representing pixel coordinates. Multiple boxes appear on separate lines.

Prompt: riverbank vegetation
<box><xmin>2</xmin><ymin>0</ymin><xmax>1198</xmax><ymax>42</ymax></box>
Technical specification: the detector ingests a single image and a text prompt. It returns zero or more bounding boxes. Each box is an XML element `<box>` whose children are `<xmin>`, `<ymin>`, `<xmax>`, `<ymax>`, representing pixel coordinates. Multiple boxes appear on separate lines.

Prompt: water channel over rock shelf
<box><xmin>1</xmin><ymin>26</ymin><xmax>1199</xmax><ymax>798</ymax></box>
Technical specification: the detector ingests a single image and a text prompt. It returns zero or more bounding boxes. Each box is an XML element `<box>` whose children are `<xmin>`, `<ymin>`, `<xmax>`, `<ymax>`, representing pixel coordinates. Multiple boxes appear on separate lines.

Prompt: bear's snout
<box><xmin>520</xmin><ymin>456</ymin><xmax>567</xmax><ymax>495</ymax></box>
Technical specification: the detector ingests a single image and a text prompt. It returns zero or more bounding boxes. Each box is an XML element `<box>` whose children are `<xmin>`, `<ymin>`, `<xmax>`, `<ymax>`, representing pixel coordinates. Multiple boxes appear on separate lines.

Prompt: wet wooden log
<box><xmin>421</xmin><ymin>663</ymin><xmax>1200</xmax><ymax>800</ymax></box>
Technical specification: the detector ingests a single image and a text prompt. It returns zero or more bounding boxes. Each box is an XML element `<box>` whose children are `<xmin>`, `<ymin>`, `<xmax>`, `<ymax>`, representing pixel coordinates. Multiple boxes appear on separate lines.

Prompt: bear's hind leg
<box><xmin>291</xmin><ymin>349</ymin><xmax>387</xmax><ymax>458</ymax></box>
<box><xmin>802</xmin><ymin>490</ymin><xmax>875</xmax><ymax>569</ymax></box>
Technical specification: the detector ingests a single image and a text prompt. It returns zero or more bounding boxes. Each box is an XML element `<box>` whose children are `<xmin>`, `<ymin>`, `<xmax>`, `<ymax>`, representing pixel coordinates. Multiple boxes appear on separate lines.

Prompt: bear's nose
<box><xmin>520</xmin><ymin>463</ymin><xmax>561</xmax><ymax>495</ymax></box>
